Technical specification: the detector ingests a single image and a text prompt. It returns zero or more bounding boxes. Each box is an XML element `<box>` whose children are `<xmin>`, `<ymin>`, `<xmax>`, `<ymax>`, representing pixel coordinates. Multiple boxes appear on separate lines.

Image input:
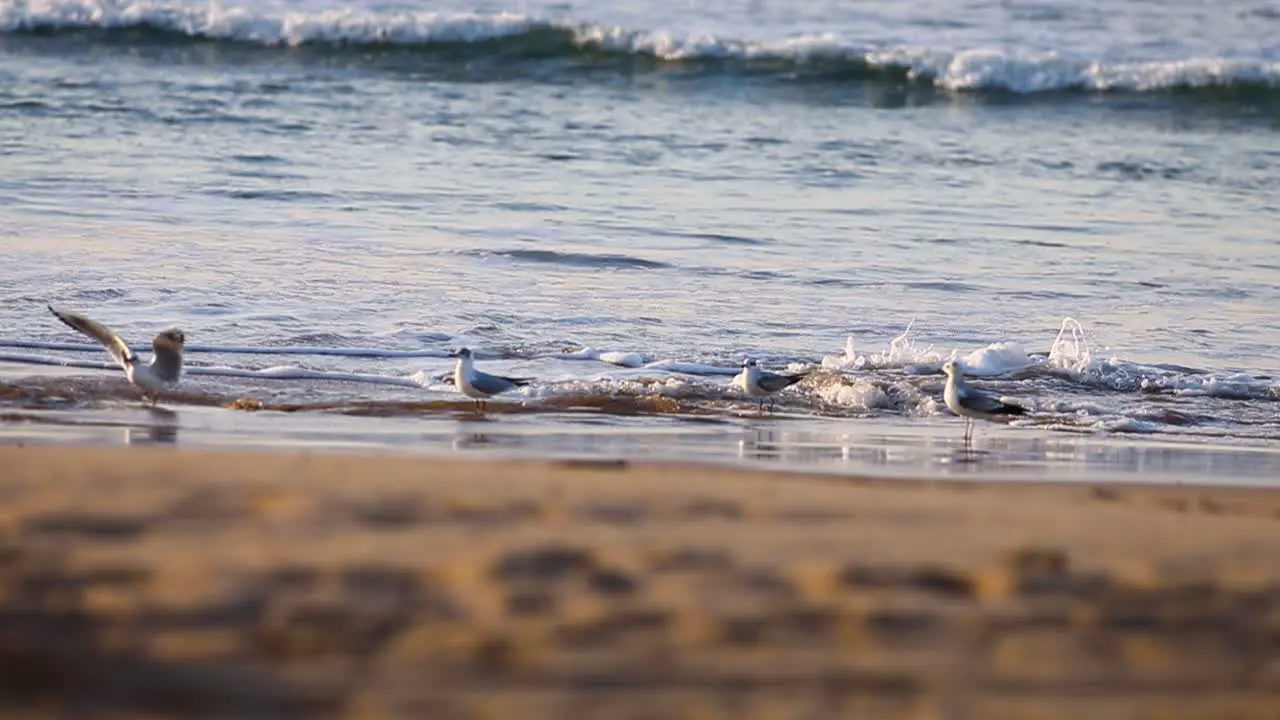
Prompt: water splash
<box><xmin>957</xmin><ymin>342</ymin><xmax>1040</xmax><ymax>377</ymax></box>
<box><xmin>1047</xmin><ymin>317</ymin><xmax>1093</xmax><ymax>372</ymax></box>
<box><xmin>823</xmin><ymin>319</ymin><xmax>943</xmax><ymax>371</ymax></box>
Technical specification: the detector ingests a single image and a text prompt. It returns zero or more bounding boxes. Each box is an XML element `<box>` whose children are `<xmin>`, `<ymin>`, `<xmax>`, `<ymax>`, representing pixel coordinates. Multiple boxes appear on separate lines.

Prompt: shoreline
<box><xmin>6</xmin><ymin>389</ymin><xmax>1280</xmax><ymax>487</ymax></box>
<box><xmin>1</xmin><ymin>444</ymin><xmax>1278</xmax><ymax>718</ymax></box>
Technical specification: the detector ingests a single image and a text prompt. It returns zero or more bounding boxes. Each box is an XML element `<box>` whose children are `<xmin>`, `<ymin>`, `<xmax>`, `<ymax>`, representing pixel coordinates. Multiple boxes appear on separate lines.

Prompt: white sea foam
<box><xmin>810</xmin><ymin>373</ymin><xmax>938</xmax><ymax>414</ymax></box>
<box><xmin>3</xmin><ymin>0</ymin><xmax>1278</xmax><ymax>93</ymax></box>
<box><xmin>823</xmin><ymin>320</ymin><xmax>944</xmax><ymax>372</ymax></box>
<box><xmin>1</xmin><ymin>339</ymin><xmax>658</xmax><ymax>369</ymax></box>
<box><xmin>955</xmin><ymin>342</ymin><xmax>1041</xmax><ymax>377</ymax></box>
<box><xmin>812</xmin><ymin>376</ymin><xmax>891</xmax><ymax>411</ymax></box>
<box><xmin>0</xmin><ymin>339</ymin><xmax>452</xmax><ymax>358</ymax></box>
<box><xmin>1039</xmin><ymin>318</ymin><xmax>1278</xmax><ymax>400</ymax></box>
<box><xmin>1046</xmin><ymin>317</ymin><xmax>1094</xmax><ymax>373</ymax></box>
<box><xmin>0</xmin><ymin>1</ymin><xmax>543</xmax><ymax>45</ymax></box>
<box><xmin>599</xmin><ymin>351</ymin><xmax>648</xmax><ymax>368</ymax></box>
<box><xmin>550</xmin><ymin>347</ymin><xmax>649</xmax><ymax>368</ymax></box>
<box><xmin>1086</xmin><ymin>416</ymin><xmax>1165</xmax><ymax>434</ymax></box>
<box><xmin>0</xmin><ymin>351</ymin><xmax>427</xmax><ymax>387</ymax></box>
<box><xmin>523</xmin><ymin>375</ymin><xmax>708</xmax><ymax>401</ymax></box>
<box><xmin>640</xmin><ymin>359</ymin><xmax>741</xmax><ymax>376</ymax></box>
<box><xmin>826</xmin><ymin>321</ymin><xmax>1039</xmax><ymax>377</ymax></box>
<box><xmin>869</xmin><ymin>47</ymin><xmax>1280</xmax><ymax>93</ymax></box>
<box><xmin>189</xmin><ymin>364</ymin><xmax>425</xmax><ymax>387</ymax></box>
<box><xmin>6</xmin><ymin>310</ymin><xmax>1276</xmax><ymax>437</ymax></box>
<box><xmin>1141</xmin><ymin>372</ymin><xmax>1278</xmax><ymax>400</ymax></box>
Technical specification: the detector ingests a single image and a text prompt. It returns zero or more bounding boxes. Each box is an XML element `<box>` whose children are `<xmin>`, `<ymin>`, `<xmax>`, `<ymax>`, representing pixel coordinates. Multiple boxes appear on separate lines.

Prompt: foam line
<box><xmin>2</xmin><ymin>2</ymin><xmax>1277</xmax><ymax>94</ymax></box>
<box><xmin>186</xmin><ymin>365</ymin><xmax>427</xmax><ymax>387</ymax></box>
<box><xmin>0</xmin><ymin>339</ymin><xmax>451</xmax><ymax>358</ymax></box>
<box><xmin>0</xmin><ymin>352</ymin><xmax>426</xmax><ymax>387</ymax></box>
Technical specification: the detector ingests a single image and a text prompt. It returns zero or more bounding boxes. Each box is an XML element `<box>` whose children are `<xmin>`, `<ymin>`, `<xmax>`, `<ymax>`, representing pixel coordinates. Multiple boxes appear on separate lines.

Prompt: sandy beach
<box><xmin>5</xmin><ymin>0</ymin><xmax>1280</xmax><ymax>716</ymax></box>
<box><xmin>0</xmin><ymin>444</ymin><xmax>1276</xmax><ymax>718</ymax></box>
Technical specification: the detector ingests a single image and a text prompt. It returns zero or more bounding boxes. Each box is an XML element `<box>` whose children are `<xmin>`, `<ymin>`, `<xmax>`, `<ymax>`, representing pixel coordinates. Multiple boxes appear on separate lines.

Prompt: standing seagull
<box><xmin>941</xmin><ymin>360</ymin><xmax>1025</xmax><ymax>446</ymax></box>
<box><xmin>736</xmin><ymin>358</ymin><xmax>809</xmax><ymax>414</ymax></box>
<box><xmin>47</xmin><ymin>305</ymin><xmax>185</xmax><ymax>405</ymax></box>
<box><xmin>451</xmin><ymin>347</ymin><xmax>531</xmax><ymax>410</ymax></box>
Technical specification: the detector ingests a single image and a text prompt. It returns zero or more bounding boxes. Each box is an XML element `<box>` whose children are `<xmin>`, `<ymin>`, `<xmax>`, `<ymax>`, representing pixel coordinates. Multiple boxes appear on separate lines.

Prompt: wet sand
<box><xmin>0</xmin><ymin>444</ymin><xmax>1278</xmax><ymax>719</ymax></box>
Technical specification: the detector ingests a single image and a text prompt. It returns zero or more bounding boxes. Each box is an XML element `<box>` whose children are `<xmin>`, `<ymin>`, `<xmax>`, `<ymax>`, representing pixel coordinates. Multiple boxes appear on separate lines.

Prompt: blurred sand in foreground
<box><xmin>0</xmin><ymin>445</ymin><xmax>1278</xmax><ymax>719</ymax></box>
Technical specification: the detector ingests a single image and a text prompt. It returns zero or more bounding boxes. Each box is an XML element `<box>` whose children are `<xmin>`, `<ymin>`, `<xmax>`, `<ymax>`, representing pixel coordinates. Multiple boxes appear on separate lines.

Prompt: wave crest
<box><xmin>4</xmin><ymin>1</ymin><xmax>1280</xmax><ymax>95</ymax></box>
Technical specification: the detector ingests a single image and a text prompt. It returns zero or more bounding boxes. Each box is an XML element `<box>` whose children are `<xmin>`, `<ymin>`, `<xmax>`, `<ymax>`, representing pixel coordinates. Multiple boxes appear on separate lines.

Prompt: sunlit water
<box><xmin>1</xmin><ymin>0</ymin><xmax>1277</xmax><ymax>482</ymax></box>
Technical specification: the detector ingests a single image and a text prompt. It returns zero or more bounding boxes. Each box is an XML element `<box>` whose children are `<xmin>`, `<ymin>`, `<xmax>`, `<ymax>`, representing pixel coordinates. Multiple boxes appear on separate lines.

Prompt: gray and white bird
<box><xmin>451</xmin><ymin>347</ymin><xmax>532</xmax><ymax>410</ymax></box>
<box><xmin>47</xmin><ymin>304</ymin><xmax>185</xmax><ymax>405</ymax></box>
<box><xmin>735</xmin><ymin>358</ymin><xmax>810</xmax><ymax>413</ymax></box>
<box><xmin>941</xmin><ymin>359</ymin><xmax>1026</xmax><ymax>445</ymax></box>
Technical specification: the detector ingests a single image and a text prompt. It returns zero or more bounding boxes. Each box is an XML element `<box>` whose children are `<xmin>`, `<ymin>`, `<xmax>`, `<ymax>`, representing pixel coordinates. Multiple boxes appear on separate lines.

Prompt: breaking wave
<box><xmin>3</xmin><ymin>317</ymin><xmax>1277</xmax><ymax>442</ymax></box>
<box><xmin>3</xmin><ymin>1</ymin><xmax>1279</xmax><ymax>96</ymax></box>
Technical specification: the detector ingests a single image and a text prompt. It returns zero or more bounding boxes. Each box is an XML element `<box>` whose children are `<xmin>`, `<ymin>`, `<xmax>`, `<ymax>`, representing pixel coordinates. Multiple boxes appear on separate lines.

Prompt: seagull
<box><xmin>735</xmin><ymin>358</ymin><xmax>809</xmax><ymax>414</ymax></box>
<box><xmin>451</xmin><ymin>347</ymin><xmax>532</xmax><ymax>410</ymax></box>
<box><xmin>941</xmin><ymin>359</ymin><xmax>1026</xmax><ymax>446</ymax></box>
<box><xmin>47</xmin><ymin>305</ymin><xmax>185</xmax><ymax>405</ymax></box>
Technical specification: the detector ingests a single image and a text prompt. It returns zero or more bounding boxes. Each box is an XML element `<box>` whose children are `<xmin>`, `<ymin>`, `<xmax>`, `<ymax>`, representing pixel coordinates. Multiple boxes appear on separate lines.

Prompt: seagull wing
<box><xmin>48</xmin><ymin>305</ymin><xmax>135</xmax><ymax>370</ymax></box>
<box><xmin>957</xmin><ymin>385</ymin><xmax>1025</xmax><ymax>415</ymax></box>
<box><xmin>757</xmin><ymin>370</ymin><xmax>808</xmax><ymax>393</ymax></box>
<box><xmin>471</xmin><ymin>371</ymin><xmax>525</xmax><ymax>395</ymax></box>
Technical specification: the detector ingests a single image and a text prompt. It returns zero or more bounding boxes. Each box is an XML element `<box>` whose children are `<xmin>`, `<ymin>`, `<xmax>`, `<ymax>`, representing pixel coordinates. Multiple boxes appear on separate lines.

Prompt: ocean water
<box><xmin>1</xmin><ymin>0</ymin><xmax>1278</xmax><ymax>480</ymax></box>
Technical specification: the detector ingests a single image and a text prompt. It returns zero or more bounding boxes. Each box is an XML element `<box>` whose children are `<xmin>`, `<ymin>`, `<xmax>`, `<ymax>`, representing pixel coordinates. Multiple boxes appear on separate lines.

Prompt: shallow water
<box><xmin>1</xmin><ymin>0</ymin><xmax>1277</xmax><ymax>481</ymax></box>
<box><xmin>5</xmin><ymin>398</ymin><xmax>1280</xmax><ymax>486</ymax></box>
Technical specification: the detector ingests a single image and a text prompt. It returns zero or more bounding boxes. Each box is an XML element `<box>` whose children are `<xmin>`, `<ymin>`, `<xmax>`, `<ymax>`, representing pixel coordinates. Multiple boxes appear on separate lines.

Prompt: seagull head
<box><xmin>941</xmin><ymin>360</ymin><xmax>960</xmax><ymax>378</ymax></box>
<box><xmin>742</xmin><ymin>358</ymin><xmax>757</xmax><ymax>368</ymax></box>
<box><xmin>451</xmin><ymin>347</ymin><xmax>473</xmax><ymax>360</ymax></box>
<box><xmin>154</xmin><ymin>329</ymin><xmax>185</xmax><ymax>352</ymax></box>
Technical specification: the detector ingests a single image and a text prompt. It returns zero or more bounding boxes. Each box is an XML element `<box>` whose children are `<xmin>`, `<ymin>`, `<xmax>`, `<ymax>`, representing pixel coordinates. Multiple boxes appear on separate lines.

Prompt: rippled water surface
<box><xmin>1</xmin><ymin>0</ymin><xmax>1277</xmax><ymax>480</ymax></box>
